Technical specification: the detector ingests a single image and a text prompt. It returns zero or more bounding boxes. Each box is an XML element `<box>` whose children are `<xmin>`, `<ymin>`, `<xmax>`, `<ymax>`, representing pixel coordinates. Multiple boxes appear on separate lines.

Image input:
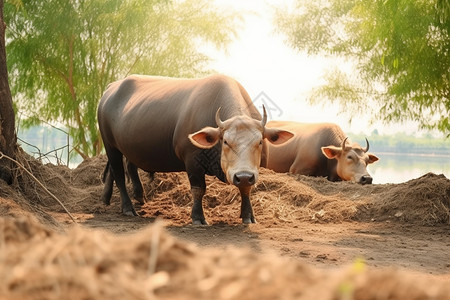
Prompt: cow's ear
<box><xmin>264</xmin><ymin>128</ymin><xmax>294</xmax><ymax>145</ymax></box>
<box><xmin>188</xmin><ymin>127</ymin><xmax>221</xmax><ymax>149</ymax></box>
<box><xmin>321</xmin><ymin>146</ymin><xmax>341</xmax><ymax>159</ymax></box>
<box><xmin>368</xmin><ymin>153</ymin><xmax>379</xmax><ymax>164</ymax></box>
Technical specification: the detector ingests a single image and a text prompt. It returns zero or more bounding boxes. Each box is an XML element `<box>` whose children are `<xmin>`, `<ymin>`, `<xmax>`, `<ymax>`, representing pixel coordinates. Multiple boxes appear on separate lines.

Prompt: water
<box><xmin>20</xmin><ymin>147</ymin><xmax>449</xmax><ymax>185</ymax></box>
<box><xmin>17</xmin><ymin>127</ymin><xmax>449</xmax><ymax>184</ymax></box>
<box><xmin>368</xmin><ymin>153</ymin><xmax>450</xmax><ymax>184</ymax></box>
<box><xmin>57</xmin><ymin>153</ymin><xmax>450</xmax><ymax>184</ymax></box>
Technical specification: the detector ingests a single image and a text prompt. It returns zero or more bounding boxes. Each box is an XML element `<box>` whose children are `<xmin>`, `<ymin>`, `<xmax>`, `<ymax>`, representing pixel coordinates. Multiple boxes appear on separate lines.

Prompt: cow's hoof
<box><xmin>192</xmin><ymin>219</ymin><xmax>208</xmax><ymax>225</ymax></box>
<box><xmin>122</xmin><ymin>208</ymin><xmax>138</xmax><ymax>216</ymax></box>
<box><xmin>242</xmin><ymin>217</ymin><xmax>256</xmax><ymax>224</ymax></box>
<box><xmin>135</xmin><ymin>197</ymin><xmax>146</xmax><ymax>205</ymax></box>
<box><xmin>101</xmin><ymin>197</ymin><xmax>111</xmax><ymax>206</ymax></box>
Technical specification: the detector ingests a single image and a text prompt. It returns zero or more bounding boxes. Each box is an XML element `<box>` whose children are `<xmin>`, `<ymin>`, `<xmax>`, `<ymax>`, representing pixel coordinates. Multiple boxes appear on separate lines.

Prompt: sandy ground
<box><xmin>0</xmin><ymin>153</ymin><xmax>449</xmax><ymax>299</ymax></box>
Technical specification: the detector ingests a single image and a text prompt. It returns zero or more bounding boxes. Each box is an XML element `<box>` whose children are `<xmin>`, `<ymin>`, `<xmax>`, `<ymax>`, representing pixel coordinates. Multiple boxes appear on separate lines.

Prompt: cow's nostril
<box><xmin>233</xmin><ymin>172</ymin><xmax>256</xmax><ymax>187</ymax></box>
<box><xmin>233</xmin><ymin>174</ymin><xmax>241</xmax><ymax>185</ymax></box>
<box><xmin>360</xmin><ymin>175</ymin><xmax>373</xmax><ymax>185</ymax></box>
<box><xmin>248</xmin><ymin>174</ymin><xmax>255</xmax><ymax>185</ymax></box>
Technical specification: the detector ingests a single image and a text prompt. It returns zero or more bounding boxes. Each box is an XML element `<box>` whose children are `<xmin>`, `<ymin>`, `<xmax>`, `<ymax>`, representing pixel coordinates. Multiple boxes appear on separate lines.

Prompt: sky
<box><xmin>204</xmin><ymin>0</ymin><xmax>412</xmax><ymax>136</ymax></box>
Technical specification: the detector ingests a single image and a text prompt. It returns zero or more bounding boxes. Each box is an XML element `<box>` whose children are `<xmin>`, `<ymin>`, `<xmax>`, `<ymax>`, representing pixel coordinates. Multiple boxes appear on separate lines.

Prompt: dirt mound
<box><xmin>1</xmin><ymin>153</ymin><xmax>449</xmax><ymax>299</ymax></box>
<box><xmin>370</xmin><ymin>173</ymin><xmax>450</xmax><ymax>224</ymax></box>
<box><xmin>135</xmin><ymin>169</ymin><xmax>364</xmax><ymax>225</ymax></box>
<box><xmin>3</xmin><ymin>153</ymin><xmax>449</xmax><ymax>227</ymax></box>
<box><xmin>134</xmin><ymin>168</ymin><xmax>450</xmax><ymax>226</ymax></box>
<box><xmin>1</xmin><ymin>216</ymin><xmax>449</xmax><ymax>300</ymax></box>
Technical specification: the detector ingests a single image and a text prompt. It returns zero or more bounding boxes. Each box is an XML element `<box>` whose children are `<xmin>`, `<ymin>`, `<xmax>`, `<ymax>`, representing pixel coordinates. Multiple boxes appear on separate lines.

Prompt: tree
<box><xmin>0</xmin><ymin>0</ymin><xmax>16</xmax><ymax>184</ymax></box>
<box><xmin>275</xmin><ymin>0</ymin><xmax>450</xmax><ymax>136</ymax></box>
<box><xmin>5</xmin><ymin>0</ymin><xmax>239</xmax><ymax>158</ymax></box>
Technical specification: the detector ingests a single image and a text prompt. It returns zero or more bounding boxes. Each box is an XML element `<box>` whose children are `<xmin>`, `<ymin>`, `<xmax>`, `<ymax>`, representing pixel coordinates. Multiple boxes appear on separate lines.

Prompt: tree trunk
<box><xmin>0</xmin><ymin>0</ymin><xmax>17</xmax><ymax>184</ymax></box>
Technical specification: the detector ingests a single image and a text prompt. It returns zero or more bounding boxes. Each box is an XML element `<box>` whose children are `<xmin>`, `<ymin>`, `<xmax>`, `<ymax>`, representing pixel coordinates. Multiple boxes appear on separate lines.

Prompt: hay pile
<box><xmin>137</xmin><ymin>168</ymin><xmax>450</xmax><ymax>226</ymax></box>
<box><xmin>0</xmin><ymin>153</ymin><xmax>449</xmax><ymax>299</ymax></box>
<box><xmin>1</xmin><ymin>153</ymin><xmax>449</xmax><ymax>227</ymax></box>
<box><xmin>137</xmin><ymin>169</ymin><xmax>365</xmax><ymax>225</ymax></box>
<box><xmin>368</xmin><ymin>173</ymin><xmax>450</xmax><ymax>224</ymax></box>
<box><xmin>1</xmin><ymin>216</ymin><xmax>449</xmax><ymax>300</ymax></box>
<box><xmin>4</xmin><ymin>153</ymin><xmax>448</xmax><ymax>226</ymax></box>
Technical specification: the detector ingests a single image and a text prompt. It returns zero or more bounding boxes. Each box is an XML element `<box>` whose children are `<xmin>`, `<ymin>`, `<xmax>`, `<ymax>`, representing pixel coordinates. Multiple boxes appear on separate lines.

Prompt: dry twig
<box><xmin>0</xmin><ymin>151</ymin><xmax>77</xmax><ymax>224</ymax></box>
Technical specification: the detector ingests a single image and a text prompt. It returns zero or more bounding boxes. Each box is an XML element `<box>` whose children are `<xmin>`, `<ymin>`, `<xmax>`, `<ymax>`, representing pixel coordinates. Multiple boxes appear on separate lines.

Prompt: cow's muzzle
<box><xmin>359</xmin><ymin>175</ymin><xmax>373</xmax><ymax>185</ymax></box>
<box><xmin>233</xmin><ymin>171</ymin><xmax>256</xmax><ymax>187</ymax></box>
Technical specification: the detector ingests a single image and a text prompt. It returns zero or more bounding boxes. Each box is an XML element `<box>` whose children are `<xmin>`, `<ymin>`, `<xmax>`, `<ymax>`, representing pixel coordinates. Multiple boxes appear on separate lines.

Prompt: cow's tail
<box><xmin>102</xmin><ymin>160</ymin><xmax>110</xmax><ymax>183</ymax></box>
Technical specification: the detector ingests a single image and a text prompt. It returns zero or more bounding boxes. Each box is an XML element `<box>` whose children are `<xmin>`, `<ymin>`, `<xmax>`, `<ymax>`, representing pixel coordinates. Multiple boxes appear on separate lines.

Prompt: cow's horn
<box><xmin>215</xmin><ymin>107</ymin><xmax>224</xmax><ymax>128</ymax></box>
<box><xmin>341</xmin><ymin>137</ymin><xmax>349</xmax><ymax>150</ymax></box>
<box><xmin>261</xmin><ymin>105</ymin><xmax>267</xmax><ymax>127</ymax></box>
<box><xmin>363</xmin><ymin>137</ymin><xmax>370</xmax><ymax>153</ymax></box>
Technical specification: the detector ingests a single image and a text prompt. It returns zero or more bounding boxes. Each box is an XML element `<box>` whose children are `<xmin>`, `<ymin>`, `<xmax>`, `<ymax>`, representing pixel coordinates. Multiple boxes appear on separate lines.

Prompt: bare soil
<box><xmin>0</xmin><ymin>152</ymin><xmax>449</xmax><ymax>299</ymax></box>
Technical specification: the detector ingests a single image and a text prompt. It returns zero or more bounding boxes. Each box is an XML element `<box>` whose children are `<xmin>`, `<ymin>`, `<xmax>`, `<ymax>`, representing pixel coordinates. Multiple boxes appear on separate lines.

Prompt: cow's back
<box><xmin>265</xmin><ymin>121</ymin><xmax>344</xmax><ymax>178</ymax></box>
<box><xmin>98</xmin><ymin>74</ymin><xmax>259</xmax><ymax>174</ymax></box>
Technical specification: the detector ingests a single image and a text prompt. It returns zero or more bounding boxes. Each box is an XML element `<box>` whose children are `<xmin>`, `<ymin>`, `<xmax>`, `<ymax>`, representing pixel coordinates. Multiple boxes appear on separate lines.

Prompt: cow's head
<box><xmin>321</xmin><ymin>137</ymin><xmax>379</xmax><ymax>184</ymax></box>
<box><xmin>189</xmin><ymin>107</ymin><xmax>293</xmax><ymax>189</ymax></box>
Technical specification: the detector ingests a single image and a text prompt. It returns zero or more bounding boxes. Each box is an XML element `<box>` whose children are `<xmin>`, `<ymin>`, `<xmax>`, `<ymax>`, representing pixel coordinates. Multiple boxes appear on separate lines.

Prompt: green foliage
<box><xmin>275</xmin><ymin>0</ymin><xmax>450</xmax><ymax>136</ymax></box>
<box><xmin>5</xmin><ymin>0</ymin><xmax>239</xmax><ymax>158</ymax></box>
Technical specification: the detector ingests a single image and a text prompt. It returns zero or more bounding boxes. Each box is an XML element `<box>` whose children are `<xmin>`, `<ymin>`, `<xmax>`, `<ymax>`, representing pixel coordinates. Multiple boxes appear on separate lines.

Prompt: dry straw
<box><xmin>1</xmin><ymin>216</ymin><xmax>449</xmax><ymax>300</ymax></box>
<box><xmin>0</xmin><ymin>151</ymin><xmax>76</xmax><ymax>223</ymax></box>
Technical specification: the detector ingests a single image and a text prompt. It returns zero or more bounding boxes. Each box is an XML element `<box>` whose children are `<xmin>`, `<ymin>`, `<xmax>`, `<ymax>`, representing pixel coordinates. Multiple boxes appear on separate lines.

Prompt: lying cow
<box><xmin>98</xmin><ymin>74</ymin><xmax>293</xmax><ymax>224</ymax></box>
<box><xmin>265</xmin><ymin>121</ymin><xmax>378</xmax><ymax>184</ymax></box>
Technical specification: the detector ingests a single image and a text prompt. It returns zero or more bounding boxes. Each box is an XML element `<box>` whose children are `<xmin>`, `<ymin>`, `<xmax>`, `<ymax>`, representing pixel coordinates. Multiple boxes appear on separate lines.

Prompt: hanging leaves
<box><xmin>275</xmin><ymin>0</ymin><xmax>449</xmax><ymax>135</ymax></box>
<box><xmin>4</xmin><ymin>0</ymin><xmax>240</xmax><ymax>157</ymax></box>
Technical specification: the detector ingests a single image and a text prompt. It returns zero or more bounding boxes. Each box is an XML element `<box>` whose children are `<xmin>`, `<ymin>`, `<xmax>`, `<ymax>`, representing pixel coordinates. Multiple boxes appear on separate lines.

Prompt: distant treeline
<box><xmin>17</xmin><ymin>125</ymin><xmax>450</xmax><ymax>159</ymax></box>
<box><xmin>348</xmin><ymin>131</ymin><xmax>450</xmax><ymax>156</ymax></box>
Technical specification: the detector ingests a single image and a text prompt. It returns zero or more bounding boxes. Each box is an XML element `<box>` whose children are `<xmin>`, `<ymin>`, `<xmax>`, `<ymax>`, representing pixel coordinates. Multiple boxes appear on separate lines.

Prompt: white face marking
<box><xmin>337</xmin><ymin>148</ymin><xmax>372</xmax><ymax>182</ymax></box>
<box><xmin>220</xmin><ymin>118</ymin><xmax>263</xmax><ymax>185</ymax></box>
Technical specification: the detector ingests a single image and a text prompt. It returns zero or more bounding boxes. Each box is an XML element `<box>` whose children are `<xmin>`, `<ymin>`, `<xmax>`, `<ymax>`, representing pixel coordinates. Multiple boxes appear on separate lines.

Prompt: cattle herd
<box><xmin>97</xmin><ymin>74</ymin><xmax>379</xmax><ymax>224</ymax></box>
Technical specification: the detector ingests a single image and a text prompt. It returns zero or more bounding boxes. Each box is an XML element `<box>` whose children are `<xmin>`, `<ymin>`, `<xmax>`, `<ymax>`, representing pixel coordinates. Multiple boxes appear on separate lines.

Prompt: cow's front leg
<box><xmin>239</xmin><ymin>186</ymin><xmax>255</xmax><ymax>224</ymax></box>
<box><xmin>190</xmin><ymin>186</ymin><xmax>207</xmax><ymax>225</ymax></box>
<box><xmin>186</xmin><ymin>163</ymin><xmax>208</xmax><ymax>225</ymax></box>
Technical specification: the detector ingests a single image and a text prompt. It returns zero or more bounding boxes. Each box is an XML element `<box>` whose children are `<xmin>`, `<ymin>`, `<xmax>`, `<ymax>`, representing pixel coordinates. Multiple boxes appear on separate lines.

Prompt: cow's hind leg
<box><xmin>106</xmin><ymin>148</ymin><xmax>137</xmax><ymax>216</ymax></box>
<box><xmin>239</xmin><ymin>186</ymin><xmax>256</xmax><ymax>224</ymax></box>
<box><xmin>100</xmin><ymin>161</ymin><xmax>114</xmax><ymax>205</ymax></box>
<box><xmin>126</xmin><ymin>161</ymin><xmax>145</xmax><ymax>205</ymax></box>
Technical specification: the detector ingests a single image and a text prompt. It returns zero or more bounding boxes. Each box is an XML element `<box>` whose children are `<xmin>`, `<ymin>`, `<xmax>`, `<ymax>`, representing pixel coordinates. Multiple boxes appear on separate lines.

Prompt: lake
<box><xmin>57</xmin><ymin>153</ymin><xmax>450</xmax><ymax>185</ymax></box>
<box><xmin>18</xmin><ymin>137</ymin><xmax>450</xmax><ymax>184</ymax></box>
<box><xmin>368</xmin><ymin>153</ymin><xmax>450</xmax><ymax>184</ymax></box>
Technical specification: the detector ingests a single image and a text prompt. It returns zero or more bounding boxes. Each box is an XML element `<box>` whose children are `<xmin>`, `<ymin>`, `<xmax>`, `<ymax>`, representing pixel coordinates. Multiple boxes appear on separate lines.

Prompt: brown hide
<box><xmin>265</xmin><ymin>121</ymin><xmax>378</xmax><ymax>184</ymax></box>
<box><xmin>97</xmin><ymin>74</ymin><xmax>293</xmax><ymax>223</ymax></box>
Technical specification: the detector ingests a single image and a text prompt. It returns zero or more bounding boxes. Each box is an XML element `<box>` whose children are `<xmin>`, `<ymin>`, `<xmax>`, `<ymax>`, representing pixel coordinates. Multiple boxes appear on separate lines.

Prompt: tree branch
<box><xmin>0</xmin><ymin>151</ymin><xmax>77</xmax><ymax>224</ymax></box>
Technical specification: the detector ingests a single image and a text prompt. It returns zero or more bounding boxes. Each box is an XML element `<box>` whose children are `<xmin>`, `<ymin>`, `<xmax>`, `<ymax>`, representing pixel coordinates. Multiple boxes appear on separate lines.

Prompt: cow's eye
<box><xmin>259</xmin><ymin>140</ymin><xmax>263</xmax><ymax>145</ymax></box>
<box><xmin>347</xmin><ymin>155</ymin><xmax>353</xmax><ymax>160</ymax></box>
<box><xmin>224</xmin><ymin>140</ymin><xmax>229</xmax><ymax>146</ymax></box>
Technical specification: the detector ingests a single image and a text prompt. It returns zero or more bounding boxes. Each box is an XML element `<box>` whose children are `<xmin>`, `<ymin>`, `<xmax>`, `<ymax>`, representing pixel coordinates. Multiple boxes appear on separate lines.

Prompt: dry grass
<box><xmin>129</xmin><ymin>167</ymin><xmax>450</xmax><ymax>226</ymax></box>
<box><xmin>0</xmin><ymin>155</ymin><xmax>450</xmax><ymax>299</ymax></box>
<box><xmin>0</xmin><ymin>216</ymin><xmax>449</xmax><ymax>300</ymax></box>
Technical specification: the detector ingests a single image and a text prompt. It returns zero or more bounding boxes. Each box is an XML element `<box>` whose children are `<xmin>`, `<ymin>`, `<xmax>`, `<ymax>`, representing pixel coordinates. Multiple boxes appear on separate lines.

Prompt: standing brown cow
<box><xmin>98</xmin><ymin>74</ymin><xmax>293</xmax><ymax>224</ymax></box>
<box><xmin>265</xmin><ymin>121</ymin><xmax>379</xmax><ymax>184</ymax></box>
